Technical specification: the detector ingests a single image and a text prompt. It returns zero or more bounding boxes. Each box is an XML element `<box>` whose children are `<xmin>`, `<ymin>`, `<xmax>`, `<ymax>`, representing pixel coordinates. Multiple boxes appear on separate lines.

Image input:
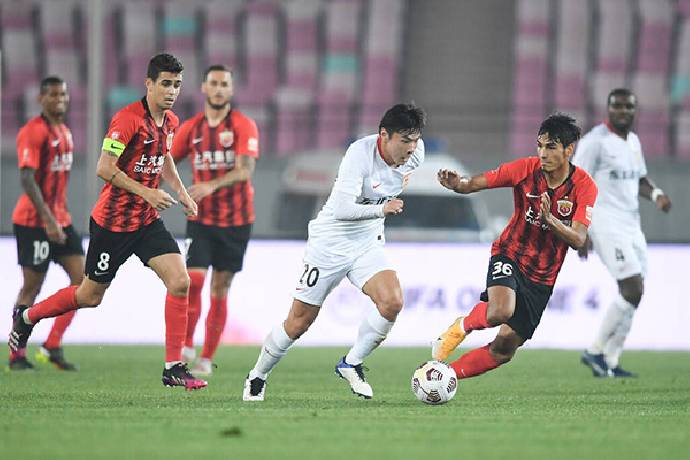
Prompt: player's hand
<box><xmin>383</xmin><ymin>198</ymin><xmax>404</xmax><ymax>216</ymax></box>
<box><xmin>437</xmin><ymin>169</ymin><xmax>467</xmax><ymax>193</ymax></box>
<box><xmin>178</xmin><ymin>189</ymin><xmax>198</xmax><ymax>217</ymax></box>
<box><xmin>655</xmin><ymin>193</ymin><xmax>671</xmax><ymax>213</ymax></box>
<box><xmin>188</xmin><ymin>182</ymin><xmax>216</xmax><ymax>202</ymax></box>
<box><xmin>45</xmin><ymin>219</ymin><xmax>67</xmax><ymax>244</ymax></box>
<box><xmin>145</xmin><ymin>188</ymin><xmax>177</xmax><ymax>211</ymax></box>
<box><xmin>539</xmin><ymin>192</ymin><xmax>553</xmax><ymax>224</ymax></box>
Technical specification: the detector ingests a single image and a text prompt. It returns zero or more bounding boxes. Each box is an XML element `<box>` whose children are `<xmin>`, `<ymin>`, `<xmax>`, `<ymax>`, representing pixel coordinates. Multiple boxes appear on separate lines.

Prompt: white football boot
<box><xmin>334</xmin><ymin>356</ymin><xmax>373</xmax><ymax>399</ymax></box>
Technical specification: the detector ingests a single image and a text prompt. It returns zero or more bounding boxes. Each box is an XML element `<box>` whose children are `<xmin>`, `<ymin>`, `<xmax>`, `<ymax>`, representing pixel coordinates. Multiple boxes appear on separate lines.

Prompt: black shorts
<box><xmin>184</xmin><ymin>221</ymin><xmax>251</xmax><ymax>272</ymax></box>
<box><xmin>85</xmin><ymin>218</ymin><xmax>180</xmax><ymax>283</ymax></box>
<box><xmin>480</xmin><ymin>254</ymin><xmax>553</xmax><ymax>340</ymax></box>
<box><xmin>14</xmin><ymin>224</ymin><xmax>84</xmax><ymax>273</ymax></box>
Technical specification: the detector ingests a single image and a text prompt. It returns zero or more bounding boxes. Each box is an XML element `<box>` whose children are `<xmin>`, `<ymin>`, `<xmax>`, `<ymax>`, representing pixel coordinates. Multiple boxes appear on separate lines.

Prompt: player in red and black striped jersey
<box><xmin>9</xmin><ymin>76</ymin><xmax>83</xmax><ymax>371</ymax></box>
<box><xmin>8</xmin><ymin>54</ymin><xmax>207</xmax><ymax>390</ymax></box>
<box><xmin>171</xmin><ymin>65</ymin><xmax>259</xmax><ymax>375</ymax></box>
<box><xmin>432</xmin><ymin>113</ymin><xmax>598</xmax><ymax>379</ymax></box>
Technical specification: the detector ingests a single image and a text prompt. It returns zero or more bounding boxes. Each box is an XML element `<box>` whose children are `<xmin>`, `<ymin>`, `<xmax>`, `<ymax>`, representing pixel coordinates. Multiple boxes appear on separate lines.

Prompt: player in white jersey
<box><xmin>573</xmin><ymin>88</ymin><xmax>671</xmax><ymax>378</ymax></box>
<box><xmin>243</xmin><ymin>103</ymin><xmax>426</xmax><ymax>401</ymax></box>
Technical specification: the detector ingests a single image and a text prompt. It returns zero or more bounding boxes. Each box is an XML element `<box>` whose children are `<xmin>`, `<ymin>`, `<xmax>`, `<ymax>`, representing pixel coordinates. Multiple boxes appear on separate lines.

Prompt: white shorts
<box><xmin>590</xmin><ymin>228</ymin><xmax>648</xmax><ymax>280</ymax></box>
<box><xmin>293</xmin><ymin>244</ymin><xmax>393</xmax><ymax>306</ymax></box>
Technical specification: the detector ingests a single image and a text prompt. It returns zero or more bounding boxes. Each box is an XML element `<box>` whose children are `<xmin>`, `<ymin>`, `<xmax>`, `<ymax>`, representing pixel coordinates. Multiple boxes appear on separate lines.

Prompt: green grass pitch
<box><xmin>2</xmin><ymin>346</ymin><xmax>689</xmax><ymax>459</ymax></box>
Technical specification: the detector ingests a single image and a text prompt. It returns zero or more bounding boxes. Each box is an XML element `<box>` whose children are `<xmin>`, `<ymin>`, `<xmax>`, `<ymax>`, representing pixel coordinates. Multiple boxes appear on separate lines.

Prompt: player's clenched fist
<box><xmin>145</xmin><ymin>188</ymin><xmax>177</xmax><ymax>211</ymax></box>
<box><xmin>438</xmin><ymin>169</ymin><xmax>470</xmax><ymax>193</ymax></box>
<box><xmin>178</xmin><ymin>189</ymin><xmax>198</xmax><ymax>217</ymax></box>
<box><xmin>383</xmin><ymin>198</ymin><xmax>404</xmax><ymax>216</ymax></box>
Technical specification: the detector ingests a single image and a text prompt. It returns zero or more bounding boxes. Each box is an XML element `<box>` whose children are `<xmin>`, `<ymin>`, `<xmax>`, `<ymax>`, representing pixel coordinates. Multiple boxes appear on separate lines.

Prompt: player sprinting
<box><xmin>432</xmin><ymin>114</ymin><xmax>598</xmax><ymax>379</ymax></box>
<box><xmin>172</xmin><ymin>64</ymin><xmax>259</xmax><ymax>376</ymax></box>
<box><xmin>9</xmin><ymin>76</ymin><xmax>82</xmax><ymax>371</ymax></box>
<box><xmin>243</xmin><ymin>104</ymin><xmax>426</xmax><ymax>401</ymax></box>
<box><xmin>574</xmin><ymin>88</ymin><xmax>671</xmax><ymax>378</ymax></box>
<box><xmin>8</xmin><ymin>53</ymin><xmax>207</xmax><ymax>390</ymax></box>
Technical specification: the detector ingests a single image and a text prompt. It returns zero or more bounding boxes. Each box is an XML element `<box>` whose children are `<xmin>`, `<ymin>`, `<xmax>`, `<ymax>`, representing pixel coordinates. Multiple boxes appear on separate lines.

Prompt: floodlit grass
<box><xmin>1</xmin><ymin>346</ymin><xmax>689</xmax><ymax>459</ymax></box>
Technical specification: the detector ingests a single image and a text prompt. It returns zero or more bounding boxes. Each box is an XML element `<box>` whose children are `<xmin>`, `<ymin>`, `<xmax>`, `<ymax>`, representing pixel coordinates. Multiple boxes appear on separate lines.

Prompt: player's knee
<box><xmin>489</xmin><ymin>342</ymin><xmax>517</xmax><ymax>365</ymax></box>
<box><xmin>78</xmin><ymin>291</ymin><xmax>104</xmax><ymax>307</ymax></box>
<box><xmin>168</xmin><ymin>273</ymin><xmax>191</xmax><ymax>297</ymax></box>
<box><xmin>486</xmin><ymin>302</ymin><xmax>513</xmax><ymax>325</ymax></box>
<box><xmin>376</xmin><ymin>293</ymin><xmax>403</xmax><ymax>320</ymax></box>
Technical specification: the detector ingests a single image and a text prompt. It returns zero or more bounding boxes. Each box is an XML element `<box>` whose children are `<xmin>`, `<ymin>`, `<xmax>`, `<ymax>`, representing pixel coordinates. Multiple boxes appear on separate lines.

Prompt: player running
<box><xmin>8</xmin><ymin>54</ymin><xmax>207</xmax><ymax>390</ymax></box>
<box><xmin>172</xmin><ymin>64</ymin><xmax>259</xmax><ymax>376</ymax></box>
<box><xmin>243</xmin><ymin>103</ymin><xmax>426</xmax><ymax>401</ymax></box>
<box><xmin>432</xmin><ymin>114</ymin><xmax>598</xmax><ymax>379</ymax></box>
<box><xmin>9</xmin><ymin>76</ymin><xmax>82</xmax><ymax>371</ymax></box>
<box><xmin>574</xmin><ymin>88</ymin><xmax>671</xmax><ymax>378</ymax></box>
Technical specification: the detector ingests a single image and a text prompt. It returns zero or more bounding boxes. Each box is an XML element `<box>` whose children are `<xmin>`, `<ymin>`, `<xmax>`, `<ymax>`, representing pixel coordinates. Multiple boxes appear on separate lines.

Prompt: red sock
<box><xmin>185</xmin><ymin>271</ymin><xmax>205</xmax><ymax>347</ymax></box>
<box><xmin>43</xmin><ymin>310</ymin><xmax>77</xmax><ymax>349</ymax></box>
<box><xmin>165</xmin><ymin>293</ymin><xmax>188</xmax><ymax>362</ymax></box>
<box><xmin>450</xmin><ymin>344</ymin><xmax>500</xmax><ymax>379</ymax></box>
<box><xmin>201</xmin><ymin>295</ymin><xmax>227</xmax><ymax>360</ymax></box>
<box><xmin>27</xmin><ymin>286</ymin><xmax>78</xmax><ymax>324</ymax></box>
<box><xmin>462</xmin><ymin>301</ymin><xmax>489</xmax><ymax>333</ymax></box>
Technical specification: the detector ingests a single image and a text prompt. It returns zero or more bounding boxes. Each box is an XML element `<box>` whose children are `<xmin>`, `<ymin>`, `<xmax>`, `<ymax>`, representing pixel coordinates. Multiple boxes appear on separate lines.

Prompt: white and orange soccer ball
<box><xmin>411</xmin><ymin>360</ymin><xmax>458</xmax><ymax>405</ymax></box>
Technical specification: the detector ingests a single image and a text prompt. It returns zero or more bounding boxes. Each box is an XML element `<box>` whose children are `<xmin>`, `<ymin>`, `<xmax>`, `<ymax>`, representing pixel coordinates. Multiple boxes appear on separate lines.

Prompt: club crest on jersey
<box><xmin>166</xmin><ymin>133</ymin><xmax>174</xmax><ymax>151</ymax></box>
<box><xmin>557</xmin><ymin>199</ymin><xmax>573</xmax><ymax>217</ymax></box>
<box><xmin>219</xmin><ymin>130</ymin><xmax>234</xmax><ymax>148</ymax></box>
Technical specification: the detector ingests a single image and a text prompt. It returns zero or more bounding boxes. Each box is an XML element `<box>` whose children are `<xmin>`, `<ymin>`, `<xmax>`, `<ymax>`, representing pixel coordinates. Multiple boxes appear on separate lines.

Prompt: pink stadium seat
<box><xmin>274</xmin><ymin>88</ymin><xmax>313</xmax><ymax>156</ymax></box>
<box><xmin>40</xmin><ymin>0</ymin><xmax>76</xmax><ymax>48</ymax></box>
<box><xmin>595</xmin><ymin>0</ymin><xmax>633</xmax><ymax>73</ymax></box>
<box><xmin>675</xmin><ymin>111</ymin><xmax>690</xmax><ymax>158</ymax></box>
<box><xmin>316</xmin><ymin>92</ymin><xmax>352</xmax><ymax>149</ymax></box>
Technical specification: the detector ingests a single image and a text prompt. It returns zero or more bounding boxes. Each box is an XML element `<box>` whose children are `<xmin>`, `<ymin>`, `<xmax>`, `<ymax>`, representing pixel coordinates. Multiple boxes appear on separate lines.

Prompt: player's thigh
<box><xmin>148</xmin><ymin>252</ymin><xmax>189</xmax><ymax>294</ymax></box>
<box><xmin>631</xmin><ymin>229</ymin><xmax>648</xmax><ymax>278</ymax></box>
<box><xmin>14</xmin><ymin>224</ymin><xmax>51</xmax><ymax>273</ymax></box>
<box><xmin>483</xmin><ymin>255</ymin><xmax>519</xmax><ymax>321</ymax></box>
<box><xmin>184</xmin><ymin>221</ymin><xmax>212</xmax><ymax>270</ymax></box>
<box><xmin>210</xmin><ymin>224</ymin><xmax>251</xmax><ymax>273</ymax></box>
<box><xmin>133</xmin><ymin>219</ymin><xmax>182</xmax><ymax>276</ymax></box>
<box><xmin>505</xmin><ymin>277</ymin><xmax>552</xmax><ymax>341</ymax></box>
<box><xmin>293</xmin><ymin>258</ymin><xmax>350</xmax><ymax>307</ymax></box>
<box><xmin>55</xmin><ymin>254</ymin><xmax>85</xmax><ymax>285</ymax></box>
<box><xmin>591</xmin><ymin>231</ymin><xmax>643</xmax><ymax>280</ymax></box>
<box><xmin>85</xmin><ymin>218</ymin><xmax>138</xmax><ymax>283</ymax></box>
<box><xmin>75</xmin><ymin>275</ymin><xmax>110</xmax><ymax>307</ymax></box>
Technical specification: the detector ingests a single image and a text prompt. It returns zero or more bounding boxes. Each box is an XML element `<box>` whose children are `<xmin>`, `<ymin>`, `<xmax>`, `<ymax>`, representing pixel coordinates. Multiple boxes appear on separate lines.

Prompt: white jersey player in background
<box><xmin>243</xmin><ymin>104</ymin><xmax>426</xmax><ymax>401</ymax></box>
<box><xmin>573</xmin><ymin>88</ymin><xmax>671</xmax><ymax>378</ymax></box>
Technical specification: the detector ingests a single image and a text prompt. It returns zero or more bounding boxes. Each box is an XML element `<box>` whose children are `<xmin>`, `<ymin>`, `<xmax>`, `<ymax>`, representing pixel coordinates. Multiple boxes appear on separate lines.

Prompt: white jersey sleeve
<box><xmin>572</xmin><ymin>132</ymin><xmax>602</xmax><ymax>176</ymax></box>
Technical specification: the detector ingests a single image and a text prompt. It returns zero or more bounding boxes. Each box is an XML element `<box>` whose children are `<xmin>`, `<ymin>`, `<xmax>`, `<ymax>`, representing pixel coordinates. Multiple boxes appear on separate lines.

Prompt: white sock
<box><xmin>249</xmin><ymin>323</ymin><xmax>294</xmax><ymax>380</ymax></box>
<box><xmin>165</xmin><ymin>361</ymin><xmax>182</xmax><ymax>370</ymax></box>
<box><xmin>23</xmin><ymin>309</ymin><xmax>34</xmax><ymax>326</ymax></box>
<box><xmin>603</xmin><ymin>299</ymin><xmax>636</xmax><ymax>369</ymax></box>
<box><xmin>588</xmin><ymin>295</ymin><xmax>629</xmax><ymax>355</ymax></box>
<box><xmin>345</xmin><ymin>308</ymin><xmax>395</xmax><ymax>366</ymax></box>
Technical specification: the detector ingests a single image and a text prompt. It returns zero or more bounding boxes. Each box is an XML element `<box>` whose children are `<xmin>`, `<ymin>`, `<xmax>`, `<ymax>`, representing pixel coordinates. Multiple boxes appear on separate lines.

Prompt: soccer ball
<box><xmin>411</xmin><ymin>360</ymin><xmax>458</xmax><ymax>405</ymax></box>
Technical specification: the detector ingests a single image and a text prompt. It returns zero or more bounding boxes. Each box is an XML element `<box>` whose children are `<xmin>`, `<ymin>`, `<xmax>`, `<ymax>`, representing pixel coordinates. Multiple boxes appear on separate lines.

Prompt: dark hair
<box><xmin>538</xmin><ymin>113</ymin><xmax>581</xmax><ymax>148</ymax></box>
<box><xmin>40</xmin><ymin>75</ymin><xmax>65</xmax><ymax>95</ymax></box>
<box><xmin>607</xmin><ymin>88</ymin><xmax>635</xmax><ymax>105</ymax></box>
<box><xmin>379</xmin><ymin>103</ymin><xmax>426</xmax><ymax>136</ymax></box>
<box><xmin>203</xmin><ymin>64</ymin><xmax>233</xmax><ymax>82</ymax></box>
<box><xmin>147</xmin><ymin>53</ymin><xmax>184</xmax><ymax>81</ymax></box>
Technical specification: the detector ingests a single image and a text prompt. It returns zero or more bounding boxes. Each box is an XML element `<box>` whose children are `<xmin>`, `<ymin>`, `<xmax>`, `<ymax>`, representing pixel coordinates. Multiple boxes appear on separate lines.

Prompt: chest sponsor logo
<box><xmin>193</xmin><ymin>150</ymin><xmax>235</xmax><ymax>170</ymax></box>
<box><xmin>219</xmin><ymin>130</ymin><xmax>234</xmax><ymax>148</ymax></box>
<box><xmin>133</xmin><ymin>154</ymin><xmax>165</xmax><ymax>174</ymax></box>
<box><xmin>556</xmin><ymin>199</ymin><xmax>573</xmax><ymax>217</ymax></box>
<box><xmin>50</xmin><ymin>152</ymin><xmax>73</xmax><ymax>172</ymax></box>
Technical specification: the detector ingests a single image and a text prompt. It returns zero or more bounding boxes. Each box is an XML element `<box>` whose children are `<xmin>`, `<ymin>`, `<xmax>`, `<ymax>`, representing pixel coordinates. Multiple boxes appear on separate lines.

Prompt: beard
<box><xmin>207</xmin><ymin>97</ymin><xmax>229</xmax><ymax>111</ymax></box>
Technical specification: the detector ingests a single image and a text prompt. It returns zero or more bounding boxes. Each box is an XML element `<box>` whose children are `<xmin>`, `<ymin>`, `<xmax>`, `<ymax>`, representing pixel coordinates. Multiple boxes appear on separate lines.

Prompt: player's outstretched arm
<box><xmin>539</xmin><ymin>192</ymin><xmax>588</xmax><ymax>249</ymax></box>
<box><xmin>19</xmin><ymin>167</ymin><xmax>66</xmax><ymax>244</ymax></box>
<box><xmin>639</xmin><ymin>177</ymin><xmax>671</xmax><ymax>212</ymax></box>
<box><xmin>96</xmin><ymin>150</ymin><xmax>177</xmax><ymax>212</ymax></box>
<box><xmin>437</xmin><ymin>169</ymin><xmax>488</xmax><ymax>194</ymax></box>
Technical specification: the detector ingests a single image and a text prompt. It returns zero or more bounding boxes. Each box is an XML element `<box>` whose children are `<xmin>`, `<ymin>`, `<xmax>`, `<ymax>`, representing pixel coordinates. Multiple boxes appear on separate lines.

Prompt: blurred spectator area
<box><xmin>511</xmin><ymin>0</ymin><xmax>690</xmax><ymax>159</ymax></box>
<box><xmin>1</xmin><ymin>0</ymin><xmax>406</xmax><ymax>157</ymax></box>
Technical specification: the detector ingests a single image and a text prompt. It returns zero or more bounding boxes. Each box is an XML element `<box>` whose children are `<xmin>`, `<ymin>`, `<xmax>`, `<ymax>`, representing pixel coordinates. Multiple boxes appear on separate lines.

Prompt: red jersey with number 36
<box><xmin>485</xmin><ymin>157</ymin><xmax>598</xmax><ymax>286</ymax></box>
<box><xmin>12</xmin><ymin>115</ymin><xmax>74</xmax><ymax>227</ymax></box>
<box><xmin>91</xmin><ymin>98</ymin><xmax>179</xmax><ymax>232</ymax></box>
<box><xmin>171</xmin><ymin>110</ymin><xmax>259</xmax><ymax>227</ymax></box>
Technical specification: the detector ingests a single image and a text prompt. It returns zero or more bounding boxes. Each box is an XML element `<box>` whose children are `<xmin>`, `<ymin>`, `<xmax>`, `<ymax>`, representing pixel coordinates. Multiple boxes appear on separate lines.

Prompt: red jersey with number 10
<box><xmin>485</xmin><ymin>157</ymin><xmax>598</xmax><ymax>286</ymax></box>
<box><xmin>91</xmin><ymin>98</ymin><xmax>179</xmax><ymax>232</ymax></box>
<box><xmin>12</xmin><ymin>115</ymin><xmax>74</xmax><ymax>227</ymax></box>
<box><xmin>171</xmin><ymin>110</ymin><xmax>259</xmax><ymax>227</ymax></box>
